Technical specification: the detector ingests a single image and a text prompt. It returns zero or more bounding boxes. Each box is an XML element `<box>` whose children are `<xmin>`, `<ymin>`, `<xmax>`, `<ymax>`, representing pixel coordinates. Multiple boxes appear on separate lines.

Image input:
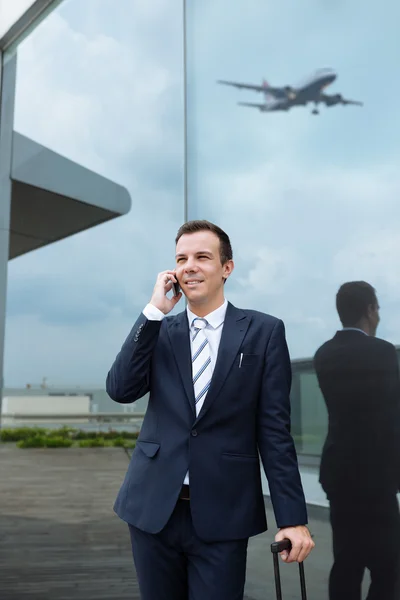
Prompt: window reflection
<box><xmin>185</xmin><ymin>2</ymin><xmax>400</xmax><ymax>596</ymax></box>
<box><xmin>8</xmin><ymin>0</ymin><xmax>184</xmax><ymax>387</ymax></box>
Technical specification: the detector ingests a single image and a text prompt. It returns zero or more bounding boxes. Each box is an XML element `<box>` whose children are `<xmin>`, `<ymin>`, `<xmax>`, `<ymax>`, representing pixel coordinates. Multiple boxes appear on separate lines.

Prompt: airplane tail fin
<box><xmin>262</xmin><ymin>79</ymin><xmax>275</xmax><ymax>104</ymax></box>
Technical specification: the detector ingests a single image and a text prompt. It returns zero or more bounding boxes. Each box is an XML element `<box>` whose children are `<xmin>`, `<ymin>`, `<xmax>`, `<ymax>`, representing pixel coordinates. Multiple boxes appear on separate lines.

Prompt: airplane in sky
<box><xmin>217</xmin><ymin>68</ymin><xmax>363</xmax><ymax>115</ymax></box>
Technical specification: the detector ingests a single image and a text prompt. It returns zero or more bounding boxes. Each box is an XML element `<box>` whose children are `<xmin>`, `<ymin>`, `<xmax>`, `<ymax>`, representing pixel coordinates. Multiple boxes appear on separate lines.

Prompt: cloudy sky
<box><xmin>4</xmin><ymin>0</ymin><xmax>400</xmax><ymax>387</ymax></box>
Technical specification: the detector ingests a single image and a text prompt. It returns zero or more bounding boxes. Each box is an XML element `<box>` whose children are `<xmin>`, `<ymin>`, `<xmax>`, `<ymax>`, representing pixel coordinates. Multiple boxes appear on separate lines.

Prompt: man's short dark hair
<box><xmin>175</xmin><ymin>220</ymin><xmax>233</xmax><ymax>265</ymax></box>
<box><xmin>336</xmin><ymin>281</ymin><xmax>377</xmax><ymax>327</ymax></box>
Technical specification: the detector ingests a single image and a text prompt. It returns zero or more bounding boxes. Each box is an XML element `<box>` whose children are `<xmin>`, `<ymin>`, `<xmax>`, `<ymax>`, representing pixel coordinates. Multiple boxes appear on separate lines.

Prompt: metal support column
<box><xmin>0</xmin><ymin>52</ymin><xmax>17</xmax><ymax>425</ymax></box>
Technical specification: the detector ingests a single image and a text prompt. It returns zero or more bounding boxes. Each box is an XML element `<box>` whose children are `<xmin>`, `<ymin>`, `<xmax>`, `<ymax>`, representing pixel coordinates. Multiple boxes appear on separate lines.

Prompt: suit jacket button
<box><xmin>191</xmin><ymin>429</ymin><xmax>198</xmax><ymax>437</ymax></box>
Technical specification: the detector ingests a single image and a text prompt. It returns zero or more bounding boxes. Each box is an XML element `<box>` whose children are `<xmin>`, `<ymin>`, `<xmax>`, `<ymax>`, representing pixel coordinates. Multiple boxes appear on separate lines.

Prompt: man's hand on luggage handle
<box><xmin>275</xmin><ymin>525</ymin><xmax>315</xmax><ymax>564</ymax></box>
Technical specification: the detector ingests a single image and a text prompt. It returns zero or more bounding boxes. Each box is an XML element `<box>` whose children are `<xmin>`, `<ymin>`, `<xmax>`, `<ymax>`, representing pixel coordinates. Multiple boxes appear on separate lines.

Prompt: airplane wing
<box><xmin>238</xmin><ymin>101</ymin><xmax>266</xmax><ymax>109</ymax></box>
<box><xmin>238</xmin><ymin>101</ymin><xmax>286</xmax><ymax>112</ymax></box>
<box><xmin>321</xmin><ymin>93</ymin><xmax>363</xmax><ymax>107</ymax></box>
<box><xmin>217</xmin><ymin>80</ymin><xmax>283</xmax><ymax>96</ymax></box>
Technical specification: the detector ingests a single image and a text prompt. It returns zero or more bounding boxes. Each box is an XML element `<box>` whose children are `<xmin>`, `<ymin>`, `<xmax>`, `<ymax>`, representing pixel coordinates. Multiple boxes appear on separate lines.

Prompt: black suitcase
<box><xmin>270</xmin><ymin>539</ymin><xmax>307</xmax><ymax>600</ymax></box>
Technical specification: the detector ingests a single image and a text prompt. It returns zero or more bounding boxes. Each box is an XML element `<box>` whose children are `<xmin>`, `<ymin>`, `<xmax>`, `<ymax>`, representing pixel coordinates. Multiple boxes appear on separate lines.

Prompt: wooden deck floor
<box><xmin>0</xmin><ymin>444</ymin><xmax>140</xmax><ymax>600</ymax></box>
<box><xmin>1</xmin><ymin>443</ymin><xmax>343</xmax><ymax>600</ymax></box>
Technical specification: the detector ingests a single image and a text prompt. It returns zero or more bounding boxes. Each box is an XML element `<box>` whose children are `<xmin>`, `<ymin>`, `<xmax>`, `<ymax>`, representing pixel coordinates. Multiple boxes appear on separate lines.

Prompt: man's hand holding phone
<box><xmin>150</xmin><ymin>270</ymin><xmax>182</xmax><ymax>315</ymax></box>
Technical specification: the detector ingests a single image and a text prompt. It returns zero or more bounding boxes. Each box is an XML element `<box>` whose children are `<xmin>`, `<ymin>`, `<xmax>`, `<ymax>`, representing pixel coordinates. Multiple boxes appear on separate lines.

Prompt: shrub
<box><xmin>98</xmin><ymin>429</ymin><xmax>139</xmax><ymax>440</ymax></box>
<box><xmin>78</xmin><ymin>438</ymin><xmax>106</xmax><ymax>448</ymax></box>
<box><xmin>17</xmin><ymin>435</ymin><xmax>47</xmax><ymax>448</ymax></box>
<box><xmin>1</xmin><ymin>427</ymin><xmax>48</xmax><ymax>442</ymax></box>
<box><xmin>52</xmin><ymin>426</ymin><xmax>76</xmax><ymax>439</ymax></box>
<box><xmin>112</xmin><ymin>437</ymin><xmax>126</xmax><ymax>447</ymax></box>
<box><xmin>45</xmin><ymin>436</ymin><xmax>73</xmax><ymax>448</ymax></box>
<box><xmin>118</xmin><ymin>431</ymin><xmax>140</xmax><ymax>440</ymax></box>
<box><xmin>124</xmin><ymin>440</ymin><xmax>136</xmax><ymax>449</ymax></box>
<box><xmin>98</xmin><ymin>430</ymin><xmax>121</xmax><ymax>440</ymax></box>
<box><xmin>72</xmin><ymin>429</ymin><xmax>140</xmax><ymax>440</ymax></box>
<box><xmin>3</xmin><ymin>426</ymin><xmax>141</xmax><ymax>446</ymax></box>
<box><xmin>17</xmin><ymin>434</ymin><xmax>73</xmax><ymax>448</ymax></box>
<box><xmin>72</xmin><ymin>430</ymin><xmax>99</xmax><ymax>440</ymax></box>
<box><xmin>111</xmin><ymin>437</ymin><xmax>136</xmax><ymax>449</ymax></box>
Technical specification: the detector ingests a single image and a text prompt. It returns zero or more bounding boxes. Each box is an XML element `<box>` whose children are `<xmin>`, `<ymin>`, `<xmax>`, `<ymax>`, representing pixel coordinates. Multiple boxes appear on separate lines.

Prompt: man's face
<box><xmin>175</xmin><ymin>231</ymin><xmax>233</xmax><ymax>307</ymax></box>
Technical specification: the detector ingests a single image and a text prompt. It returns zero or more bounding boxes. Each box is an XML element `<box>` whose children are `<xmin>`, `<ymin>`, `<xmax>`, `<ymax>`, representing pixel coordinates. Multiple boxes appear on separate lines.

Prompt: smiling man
<box><xmin>106</xmin><ymin>220</ymin><xmax>314</xmax><ymax>600</ymax></box>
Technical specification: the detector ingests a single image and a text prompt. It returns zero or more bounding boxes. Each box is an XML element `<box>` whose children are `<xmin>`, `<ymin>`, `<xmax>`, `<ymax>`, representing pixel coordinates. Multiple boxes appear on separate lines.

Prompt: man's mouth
<box><xmin>185</xmin><ymin>280</ymin><xmax>203</xmax><ymax>287</ymax></box>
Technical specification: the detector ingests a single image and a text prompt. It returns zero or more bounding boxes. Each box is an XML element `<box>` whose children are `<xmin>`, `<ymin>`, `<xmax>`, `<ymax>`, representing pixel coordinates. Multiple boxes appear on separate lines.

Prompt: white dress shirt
<box><xmin>342</xmin><ymin>327</ymin><xmax>368</xmax><ymax>335</ymax></box>
<box><xmin>142</xmin><ymin>299</ymin><xmax>228</xmax><ymax>485</ymax></box>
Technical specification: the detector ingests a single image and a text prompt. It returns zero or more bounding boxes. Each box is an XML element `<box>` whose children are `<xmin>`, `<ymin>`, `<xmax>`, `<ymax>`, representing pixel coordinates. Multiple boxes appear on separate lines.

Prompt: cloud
<box><xmin>184</xmin><ymin>0</ymin><xmax>400</xmax><ymax>359</ymax></box>
<box><xmin>5</xmin><ymin>0</ymin><xmax>400</xmax><ymax>387</ymax></box>
<box><xmin>216</xmin><ymin>158</ymin><xmax>400</xmax><ymax>357</ymax></box>
<box><xmin>331</xmin><ymin>229</ymin><xmax>400</xmax><ymax>345</ymax></box>
<box><xmin>236</xmin><ymin>246</ymin><xmax>299</xmax><ymax>296</ymax></box>
<box><xmin>5</xmin><ymin>0</ymin><xmax>184</xmax><ymax>386</ymax></box>
<box><xmin>333</xmin><ymin>230</ymin><xmax>400</xmax><ymax>290</ymax></box>
<box><xmin>14</xmin><ymin>2</ymin><xmax>184</xmax><ymax>186</ymax></box>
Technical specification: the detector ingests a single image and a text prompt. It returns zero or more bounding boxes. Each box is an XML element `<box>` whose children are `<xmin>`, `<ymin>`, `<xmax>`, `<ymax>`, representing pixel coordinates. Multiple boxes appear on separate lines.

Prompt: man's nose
<box><xmin>184</xmin><ymin>262</ymin><xmax>198</xmax><ymax>272</ymax></box>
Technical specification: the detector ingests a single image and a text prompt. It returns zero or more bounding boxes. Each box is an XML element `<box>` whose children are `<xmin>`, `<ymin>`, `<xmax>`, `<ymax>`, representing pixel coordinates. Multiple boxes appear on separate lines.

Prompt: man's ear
<box><xmin>223</xmin><ymin>259</ymin><xmax>234</xmax><ymax>280</ymax></box>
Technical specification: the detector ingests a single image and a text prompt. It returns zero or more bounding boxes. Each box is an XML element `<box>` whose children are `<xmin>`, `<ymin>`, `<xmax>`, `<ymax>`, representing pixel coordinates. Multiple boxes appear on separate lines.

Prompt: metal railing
<box><xmin>1</xmin><ymin>413</ymin><xmax>146</xmax><ymax>421</ymax></box>
<box><xmin>0</xmin><ymin>413</ymin><xmax>146</xmax><ymax>431</ymax></box>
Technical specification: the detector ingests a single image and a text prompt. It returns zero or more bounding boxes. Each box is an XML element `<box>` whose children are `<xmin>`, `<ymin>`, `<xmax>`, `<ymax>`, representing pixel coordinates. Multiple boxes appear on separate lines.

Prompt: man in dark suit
<box><xmin>106</xmin><ymin>220</ymin><xmax>314</xmax><ymax>600</ymax></box>
<box><xmin>314</xmin><ymin>281</ymin><xmax>400</xmax><ymax>600</ymax></box>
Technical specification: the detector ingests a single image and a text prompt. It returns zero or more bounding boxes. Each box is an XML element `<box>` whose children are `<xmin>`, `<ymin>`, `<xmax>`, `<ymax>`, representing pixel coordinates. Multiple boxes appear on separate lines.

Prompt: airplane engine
<box><xmin>326</xmin><ymin>94</ymin><xmax>342</xmax><ymax>106</ymax></box>
<box><xmin>284</xmin><ymin>86</ymin><xmax>296</xmax><ymax>100</ymax></box>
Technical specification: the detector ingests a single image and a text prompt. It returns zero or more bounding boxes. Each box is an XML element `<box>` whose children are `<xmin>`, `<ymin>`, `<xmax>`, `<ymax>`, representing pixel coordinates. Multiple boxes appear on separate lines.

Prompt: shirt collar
<box><xmin>187</xmin><ymin>299</ymin><xmax>228</xmax><ymax>330</ymax></box>
<box><xmin>342</xmin><ymin>327</ymin><xmax>368</xmax><ymax>336</ymax></box>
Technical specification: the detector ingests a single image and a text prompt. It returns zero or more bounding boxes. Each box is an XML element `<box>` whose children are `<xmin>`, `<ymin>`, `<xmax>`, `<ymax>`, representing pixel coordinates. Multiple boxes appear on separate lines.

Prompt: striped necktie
<box><xmin>191</xmin><ymin>318</ymin><xmax>212</xmax><ymax>414</ymax></box>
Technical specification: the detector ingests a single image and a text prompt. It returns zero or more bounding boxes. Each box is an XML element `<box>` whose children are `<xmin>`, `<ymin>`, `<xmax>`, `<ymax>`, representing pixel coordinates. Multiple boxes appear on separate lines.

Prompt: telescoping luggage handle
<box><xmin>270</xmin><ymin>539</ymin><xmax>307</xmax><ymax>600</ymax></box>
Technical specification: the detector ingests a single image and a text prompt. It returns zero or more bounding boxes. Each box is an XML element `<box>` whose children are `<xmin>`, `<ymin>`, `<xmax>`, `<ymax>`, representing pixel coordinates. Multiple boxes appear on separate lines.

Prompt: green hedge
<box><xmin>17</xmin><ymin>435</ymin><xmax>73</xmax><ymax>449</ymax></box>
<box><xmin>1</xmin><ymin>426</ymin><xmax>139</xmax><ymax>442</ymax></box>
<box><xmin>78</xmin><ymin>437</ymin><xmax>136</xmax><ymax>449</ymax></box>
<box><xmin>1</xmin><ymin>427</ymin><xmax>48</xmax><ymax>442</ymax></box>
<box><xmin>1</xmin><ymin>426</ymin><xmax>139</xmax><ymax>449</ymax></box>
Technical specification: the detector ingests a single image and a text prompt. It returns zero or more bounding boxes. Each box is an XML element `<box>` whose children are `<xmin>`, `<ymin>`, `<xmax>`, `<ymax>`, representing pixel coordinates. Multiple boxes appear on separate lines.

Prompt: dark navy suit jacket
<box><xmin>106</xmin><ymin>302</ymin><xmax>307</xmax><ymax>542</ymax></box>
<box><xmin>314</xmin><ymin>330</ymin><xmax>400</xmax><ymax>499</ymax></box>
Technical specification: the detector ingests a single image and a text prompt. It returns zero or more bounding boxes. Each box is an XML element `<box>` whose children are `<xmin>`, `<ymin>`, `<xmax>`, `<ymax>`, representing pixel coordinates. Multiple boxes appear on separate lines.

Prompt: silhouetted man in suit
<box><xmin>314</xmin><ymin>281</ymin><xmax>400</xmax><ymax>600</ymax></box>
<box><xmin>106</xmin><ymin>220</ymin><xmax>314</xmax><ymax>600</ymax></box>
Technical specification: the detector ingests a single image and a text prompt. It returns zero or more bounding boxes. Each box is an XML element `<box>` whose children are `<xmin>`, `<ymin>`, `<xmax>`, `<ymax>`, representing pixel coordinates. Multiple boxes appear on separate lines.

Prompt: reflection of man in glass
<box><xmin>107</xmin><ymin>220</ymin><xmax>314</xmax><ymax>599</ymax></box>
<box><xmin>314</xmin><ymin>281</ymin><xmax>400</xmax><ymax>600</ymax></box>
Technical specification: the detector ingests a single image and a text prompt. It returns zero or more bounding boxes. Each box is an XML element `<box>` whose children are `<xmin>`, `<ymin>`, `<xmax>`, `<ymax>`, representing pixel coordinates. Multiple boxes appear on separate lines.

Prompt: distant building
<box><xmin>1</xmin><ymin>386</ymin><xmax>148</xmax><ymax>427</ymax></box>
<box><xmin>2</xmin><ymin>392</ymin><xmax>90</xmax><ymax>426</ymax></box>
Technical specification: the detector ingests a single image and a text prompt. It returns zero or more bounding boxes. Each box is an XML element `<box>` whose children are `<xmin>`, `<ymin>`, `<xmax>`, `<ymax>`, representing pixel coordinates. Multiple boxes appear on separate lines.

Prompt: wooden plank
<box><xmin>0</xmin><ymin>444</ymin><xmax>140</xmax><ymax>599</ymax></box>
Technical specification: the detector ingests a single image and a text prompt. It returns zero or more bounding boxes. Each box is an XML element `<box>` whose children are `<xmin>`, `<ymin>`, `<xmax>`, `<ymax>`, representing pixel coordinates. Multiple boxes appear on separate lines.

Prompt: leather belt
<box><xmin>178</xmin><ymin>484</ymin><xmax>190</xmax><ymax>501</ymax></box>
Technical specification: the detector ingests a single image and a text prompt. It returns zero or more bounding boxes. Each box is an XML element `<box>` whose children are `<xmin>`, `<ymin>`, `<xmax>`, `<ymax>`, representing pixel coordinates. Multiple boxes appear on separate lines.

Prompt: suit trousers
<box><xmin>328</xmin><ymin>493</ymin><xmax>400</xmax><ymax>600</ymax></box>
<box><xmin>128</xmin><ymin>497</ymin><xmax>249</xmax><ymax>600</ymax></box>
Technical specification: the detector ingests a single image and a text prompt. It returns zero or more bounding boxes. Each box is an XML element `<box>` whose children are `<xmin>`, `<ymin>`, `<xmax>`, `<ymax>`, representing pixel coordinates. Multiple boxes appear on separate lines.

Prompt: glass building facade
<box><xmin>1</xmin><ymin>2</ymin><xmax>400</xmax><ymax>598</ymax></box>
<box><xmin>2</xmin><ymin>0</ymin><xmax>400</xmax><ymax>457</ymax></box>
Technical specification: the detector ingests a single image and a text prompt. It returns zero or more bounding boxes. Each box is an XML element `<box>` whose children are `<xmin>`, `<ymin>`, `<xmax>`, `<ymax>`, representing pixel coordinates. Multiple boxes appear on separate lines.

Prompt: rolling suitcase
<box><xmin>270</xmin><ymin>539</ymin><xmax>307</xmax><ymax>600</ymax></box>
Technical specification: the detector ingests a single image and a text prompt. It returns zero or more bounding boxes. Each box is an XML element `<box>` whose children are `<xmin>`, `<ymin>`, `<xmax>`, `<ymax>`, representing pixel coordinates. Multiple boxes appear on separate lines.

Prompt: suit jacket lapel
<box><xmin>167</xmin><ymin>311</ymin><xmax>196</xmax><ymax>417</ymax></box>
<box><xmin>195</xmin><ymin>302</ymin><xmax>251</xmax><ymax>425</ymax></box>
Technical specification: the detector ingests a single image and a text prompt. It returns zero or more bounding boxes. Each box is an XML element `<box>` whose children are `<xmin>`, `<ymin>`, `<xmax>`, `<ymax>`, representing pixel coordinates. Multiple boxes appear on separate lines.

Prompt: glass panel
<box><xmin>0</xmin><ymin>0</ymin><xmax>38</xmax><ymax>38</ymax></box>
<box><xmin>6</xmin><ymin>0</ymin><xmax>184</xmax><ymax>391</ymax></box>
<box><xmin>298</xmin><ymin>370</ymin><xmax>327</xmax><ymax>456</ymax></box>
<box><xmin>290</xmin><ymin>362</ymin><xmax>328</xmax><ymax>456</ymax></box>
<box><xmin>186</xmin><ymin>1</ymin><xmax>400</xmax><ymax>597</ymax></box>
<box><xmin>185</xmin><ymin>0</ymin><xmax>400</xmax><ymax>445</ymax></box>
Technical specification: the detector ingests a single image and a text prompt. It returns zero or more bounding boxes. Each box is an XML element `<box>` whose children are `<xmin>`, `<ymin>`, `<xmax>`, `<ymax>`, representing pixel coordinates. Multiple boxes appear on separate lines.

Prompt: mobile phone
<box><xmin>173</xmin><ymin>280</ymin><xmax>180</xmax><ymax>296</ymax></box>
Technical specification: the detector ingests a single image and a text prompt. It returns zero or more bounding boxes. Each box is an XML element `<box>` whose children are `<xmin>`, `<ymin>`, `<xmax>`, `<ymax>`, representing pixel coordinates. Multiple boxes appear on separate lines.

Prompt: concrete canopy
<box><xmin>9</xmin><ymin>132</ymin><xmax>131</xmax><ymax>259</ymax></box>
